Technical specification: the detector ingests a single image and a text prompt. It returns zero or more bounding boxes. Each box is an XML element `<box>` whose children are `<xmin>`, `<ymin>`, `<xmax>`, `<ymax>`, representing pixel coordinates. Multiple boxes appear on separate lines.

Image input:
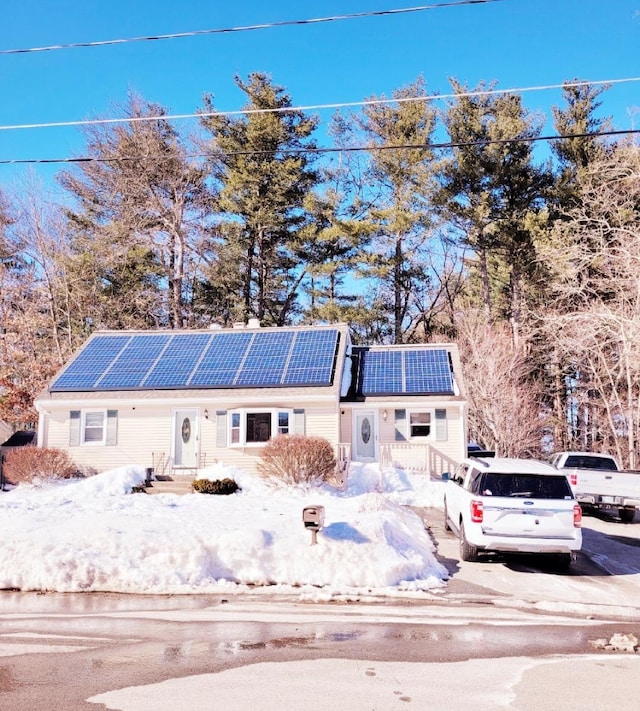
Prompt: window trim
<box><xmin>395</xmin><ymin>407</ymin><xmax>448</xmax><ymax>441</ymax></box>
<box><xmin>228</xmin><ymin>409</ymin><xmax>293</xmax><ymax>447</ymax></box>
<box><xmin>81</xmin><ymin>409</ymin><xmax>107</xmax><ymax>446</ymax></box>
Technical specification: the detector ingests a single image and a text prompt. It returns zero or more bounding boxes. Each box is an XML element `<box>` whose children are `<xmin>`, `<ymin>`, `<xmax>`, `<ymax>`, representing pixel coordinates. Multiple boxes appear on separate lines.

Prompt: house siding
<box><xmin>340</xmin><ymin>402</ymin><xmax>465</xmax><ymax>476</ymax></box>
<box><xmin>41</xmin><ymin>402</ymin><xmax>340</xmax><ymax>476</ymax></box>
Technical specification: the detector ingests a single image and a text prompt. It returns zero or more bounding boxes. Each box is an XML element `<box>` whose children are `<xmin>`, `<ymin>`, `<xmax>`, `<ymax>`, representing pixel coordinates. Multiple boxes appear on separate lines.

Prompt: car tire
<box><xmin>551</xmin><ymin>553</ymin><xmax>572</xmax><ymax>571</ymax></box>
<box><xmin>444</xmin><ymin>501</ymin><xmax>451</xmax><ymax>531</ymax></box>
<box><xmin>619</xmin><ymin>507</ymin><xmax>636</xmax><ymax>524</ymax></box>
<box><xmin>459</xmin><ymin>521</ymin><xmax>478</xmax><ymax>562</ymax></box>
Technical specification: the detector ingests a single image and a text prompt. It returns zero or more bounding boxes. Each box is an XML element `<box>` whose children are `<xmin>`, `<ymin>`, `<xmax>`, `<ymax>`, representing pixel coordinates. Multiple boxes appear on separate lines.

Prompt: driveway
<box><xmin>415</xmin><ymin>505</ymin><xmax>640</xmax><ymax>613</ymax></box>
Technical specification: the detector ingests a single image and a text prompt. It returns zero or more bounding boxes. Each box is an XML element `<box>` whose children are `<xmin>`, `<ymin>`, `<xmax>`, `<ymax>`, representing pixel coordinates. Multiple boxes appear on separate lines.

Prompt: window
<box><xmin>70</xmin><ymin>409</ymin><xmax>117</xmax><ymax>447</ymax></box>
<box><xmin>83</xmin><ymin>411</ymin><xmax>105</xmax><ymax>443</ymax></box>
<box><xmin>227</xmin><ymin>410</ymin><xmax>295</xmax><ymax>447</ymax></box>
<box><xmin>246</xmin><ymin>412</ymin><xmax>271</xmax><ymax>443</ymax></box>
<box><xmin>230</xmin><ymin>413</ymin><xmax>241</xmax><ymax>444</ymax></box>
<box><xmin>278</xmin><ymin>411</ymin><xmax>290</xmax><ymax>435</ymax></box>
<box><xmin>410</xmin><ymin>412</ymin><xmax>431</xmax><ymax>438</ymax></box>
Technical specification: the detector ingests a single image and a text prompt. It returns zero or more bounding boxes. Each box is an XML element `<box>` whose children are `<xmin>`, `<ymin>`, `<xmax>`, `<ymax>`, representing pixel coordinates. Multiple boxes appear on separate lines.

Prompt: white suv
<box><xmin>443</xmin><ymin>457</ymin><xmax>582</xmax><ymax>567</ymax></box>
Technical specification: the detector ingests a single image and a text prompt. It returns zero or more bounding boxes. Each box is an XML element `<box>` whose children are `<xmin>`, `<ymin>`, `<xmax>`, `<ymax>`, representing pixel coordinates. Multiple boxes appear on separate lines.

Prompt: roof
<box><xmin>1</xmin><ymin>430</ymin><xmax>36</xmax><ymax>447</ymax></box>
<box><xmin>344</xmin><ymin>343</ymin><xmax>460</xmax><ymax>400</ymax></box>
<box><xmin>466</xmin><ymin>457</ymin><xmax>559</xmax><ymax>474</ymax></box>
<box><xmin>48</xmin><ymin>324</ymin><xmax>347</xmax><ymax>393</ymax></box>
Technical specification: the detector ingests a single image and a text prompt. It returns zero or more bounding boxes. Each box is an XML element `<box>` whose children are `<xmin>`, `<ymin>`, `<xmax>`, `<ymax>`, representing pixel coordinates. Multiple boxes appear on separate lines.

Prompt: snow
<box><xmin>0</xmin><ymin>461</ymin><xmax>448</xmax><ymax>597</ymax></box>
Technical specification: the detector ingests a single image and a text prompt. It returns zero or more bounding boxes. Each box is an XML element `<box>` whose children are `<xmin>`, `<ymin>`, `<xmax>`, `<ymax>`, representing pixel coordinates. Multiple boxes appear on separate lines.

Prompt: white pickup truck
<box><xmin>443</xmin><ymin>457</ymin><xmax>582</xmax><ymax>568</ymax></box>
<box><xmin>551</xmin><ymin>451</ymin><xmax>640</xmax><ymax>523</ymax></box>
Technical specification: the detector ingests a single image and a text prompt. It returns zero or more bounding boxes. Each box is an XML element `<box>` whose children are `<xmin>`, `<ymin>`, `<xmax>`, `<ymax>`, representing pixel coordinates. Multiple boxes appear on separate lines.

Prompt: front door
<box><xmin>174</xmin><ymin>409</ymin><xmax>198</xmax><ymax>468</ymax></box>
<box><xmin>354</xmin><ymin>410</ymin><xmax>376</xmax><ymax>461</ymax></box>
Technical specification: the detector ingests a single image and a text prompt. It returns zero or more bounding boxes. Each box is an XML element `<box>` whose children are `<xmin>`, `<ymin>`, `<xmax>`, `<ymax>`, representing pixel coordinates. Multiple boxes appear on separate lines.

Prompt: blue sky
<box><xmin>0</xmin><ymin>0</ymin><xmax>638</xmax><ymax>193</ymax></box>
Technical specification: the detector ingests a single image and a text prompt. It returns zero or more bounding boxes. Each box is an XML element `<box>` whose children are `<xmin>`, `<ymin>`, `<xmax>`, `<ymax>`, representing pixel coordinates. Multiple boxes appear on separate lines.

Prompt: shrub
<box><xmin>258</xmin><ymin>434</ymin><xmax>337</xmax><ymax>486</ymax></box>
<box><xmin>3</xmin><ymin>447</ymin><xmax>79</xmax><ymax>485</ymax></box>
<box><xmin>192</xmin><ymin>477</ymin><xmax>240</xmax><ymax>495</ymax></box>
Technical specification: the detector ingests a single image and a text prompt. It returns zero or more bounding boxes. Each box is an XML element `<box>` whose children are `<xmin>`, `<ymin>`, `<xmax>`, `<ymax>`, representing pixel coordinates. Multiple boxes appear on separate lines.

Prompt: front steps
<box><xmin>144</xmin><ymin>479</ymin><xmax>194</xmax><ymax>495</ymax></box>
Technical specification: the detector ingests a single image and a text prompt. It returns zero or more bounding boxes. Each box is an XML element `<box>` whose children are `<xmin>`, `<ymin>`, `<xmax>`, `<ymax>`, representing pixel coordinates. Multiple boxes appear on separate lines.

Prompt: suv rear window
<box><xmin>564</xmin><ymin>455</ymin><xmax>617</xmax><ymax>471</ymax></box>
<box><xmin>480</xmin><ymin>473</ymin><xmax>573</xmax><ymax>499</ymax></box>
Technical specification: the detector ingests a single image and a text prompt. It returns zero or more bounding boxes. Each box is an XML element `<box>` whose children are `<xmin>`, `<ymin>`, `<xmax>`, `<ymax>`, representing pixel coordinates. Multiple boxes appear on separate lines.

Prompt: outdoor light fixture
<box><xmin>204</xmin><ymin>408</ymin><xmax>209</xmax><ymax>419</ymax></box>
<box><xmin>383</xmin><ymin>409</ymin><xmax>388</xmax><ymax>421</ymax></box>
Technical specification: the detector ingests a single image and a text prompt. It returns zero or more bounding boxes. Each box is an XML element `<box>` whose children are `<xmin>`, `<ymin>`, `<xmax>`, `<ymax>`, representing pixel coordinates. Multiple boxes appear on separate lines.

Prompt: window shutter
<box><xmin>394</xmin><ymin>409</ymin><xmax>407</xmax><ymax>441</ymax></box>
<box><xmin>292</xmin><ymin>409</ymin><xmax>305</xmax><ymax>435</ymax></box>
<box><xmin>69</xmin><ymin>410</ymin><xmax>81</xmax><ymax>446</ymax></box>
<box><xmin>106</xmin><ymin>410</ymin><xmax>118</xmax><ymax>446</ymax></box>
<box><xmin>216</xmin><ymin>411</ymin><xmax>227</xmax><ymax>447</ymax></box>
<box><xmin>435</xmin><ymin>408</ymin><xmax>447</xmax><ymax>441</ymax></box>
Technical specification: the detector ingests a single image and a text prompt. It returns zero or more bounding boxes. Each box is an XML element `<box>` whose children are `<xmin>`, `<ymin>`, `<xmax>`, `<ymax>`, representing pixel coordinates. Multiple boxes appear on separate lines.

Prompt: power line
<box><xmin>0</xmin><ymin>76</ymin><xmax>637</xmax><ymax>134</ymax></box>
<box><xmin>1</xmin><ymin>129</ymin><xmax>636</xmax><ymax>166</ymax></box>
<box><xmin>0</xmin><ymin>1</ymin><xmax>500</xmax><ymax>55</ymax></box>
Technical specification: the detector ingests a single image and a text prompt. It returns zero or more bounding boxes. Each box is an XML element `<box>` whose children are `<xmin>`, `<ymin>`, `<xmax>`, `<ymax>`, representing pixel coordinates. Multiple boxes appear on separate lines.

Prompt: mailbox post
<box><xmin>302</xmin><ymin>505</ymin><xmax>325</xmax><ymax>545</ymax></box>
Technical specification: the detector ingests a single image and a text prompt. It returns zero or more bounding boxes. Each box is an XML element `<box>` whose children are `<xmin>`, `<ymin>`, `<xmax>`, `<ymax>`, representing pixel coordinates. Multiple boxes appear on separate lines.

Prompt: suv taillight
<box><xmin>573</xmin><ymin>504</ymin><xmax>582</xmax><ymax>527</ymax></box>
<box><xmin>570</xmin><ymin>473</ymin><xmax>578</xmax><ymax>486</ymax></box>
<box><xmin>470</xmin><ymin>499</ymin><xmax>483</xmax><ymax>523</ymax></box>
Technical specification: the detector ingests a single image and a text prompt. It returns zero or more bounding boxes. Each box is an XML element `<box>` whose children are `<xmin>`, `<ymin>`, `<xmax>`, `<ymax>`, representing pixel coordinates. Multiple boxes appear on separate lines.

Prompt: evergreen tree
<box><xmin>551</xmin><ymin>80</ymin><xmax>611</xmax><ymax>201</ymax></box>
<box><xmin>436</xmin><ymin>80</ymin><xmax>552</xmax><ymax>347</ymax></box>
<box><xmin>59</xmin><ymin>93</ymin><xmax>210</xmax><ymax>329</ymax></box>
<box><xmin>200</xmin><ymin>73</ymin><xmax>319</xmax><ymax>325</ymax></box>
<box><xmin>335</xmin><ymin>78</ymin><xmax>438</xmax><ymax>343</ymax></box>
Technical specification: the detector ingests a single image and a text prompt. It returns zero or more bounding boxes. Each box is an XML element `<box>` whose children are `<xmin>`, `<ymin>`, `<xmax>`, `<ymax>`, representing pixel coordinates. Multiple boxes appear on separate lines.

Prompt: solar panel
<box><xmin>143</xmin><ymin>333</ymin><xmax>212</xmax><ymax>388</ymax></box>
<box><xmin>189</xmin><ymin>331</ymin><xmax>253</xmax><ymax>386</ymax></box>
<box><xmin>283</xmin><ymin>329</ymin><xmax>339</xmax><ymax>385</ymax></box>
<box><xmin>50</xmin><ymin>327</ymin><xmax>342</xmax><ymax>392</ymax></box>
<box><xmin>235</xmin><ymin>331</ymin><xmax>294</xmax><ymax>386</ymax></box>
<box><xmin>51</xmin><ymin>335</ymin><xmax>131</xmax><ymax>390</ymax></box>
<box><xmin>360</xmin><ymin>350</ymin><xmax>403</xmax><ymax>395</ymax></box>
<box><xmin>357</xmin><ymin>347</ymin><xmax>453</xmax><ymax>395</ymax></box>
<box><xmin>97</xmin><ymin>334</ymin><xmax>169</xmax><ymax>389</ymax></box>
<box><xmin>404</xmin><ymin>349</ymin><xmax>453</xmax><ymax>393</ymax></box>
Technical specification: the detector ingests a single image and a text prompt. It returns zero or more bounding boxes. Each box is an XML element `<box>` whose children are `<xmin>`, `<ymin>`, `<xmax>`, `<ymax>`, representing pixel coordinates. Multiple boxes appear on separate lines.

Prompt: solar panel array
<box><xmin>356</xmin><ymin>347</ymin><xmax>454</xmax><ymax>395</ymax></box>
<box><xmin>51</xmin><ymin>328</ymin><xmax>341</xmax><ymax>392</ymax></box>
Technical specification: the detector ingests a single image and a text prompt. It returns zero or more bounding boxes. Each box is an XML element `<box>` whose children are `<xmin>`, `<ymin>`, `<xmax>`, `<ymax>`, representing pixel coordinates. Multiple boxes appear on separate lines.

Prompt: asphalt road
<box><xmin>1</xmin><ymin>509</ymin><xmax>640</xmax><ymax>710</ymax></box>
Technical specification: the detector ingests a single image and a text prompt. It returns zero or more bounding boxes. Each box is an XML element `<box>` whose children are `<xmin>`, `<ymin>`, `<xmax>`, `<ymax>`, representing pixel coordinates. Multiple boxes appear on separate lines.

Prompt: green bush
<box><xmin>3</xmin><ymin>447</ymin><xmax>79</xmax><ymax>485</ymax></box>
<box><xmin>192</xmin><ymin>477</ymin><xmax>240</xmax><ymax>495</ymax></box>
<box><xmin>258</xmin><ymin>434</ymin><xmax>337</xmax><ymax>486</ymax></box>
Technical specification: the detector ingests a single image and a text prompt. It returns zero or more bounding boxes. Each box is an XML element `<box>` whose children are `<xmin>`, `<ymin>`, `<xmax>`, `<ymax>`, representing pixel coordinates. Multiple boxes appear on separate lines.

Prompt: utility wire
<box><xmin>0</xmin><ymin>77</ymin><xmax>637</xmax><ymax>133</ymax></box>
<box><xmin>0</xmin><ymin>129</ymin><xmax>636</xmax><ymax>166</ymax></box>
<box><xmin>0</xmin><ymin>1</ymin><xmax>500</xmax><ymax>55</ymax></box>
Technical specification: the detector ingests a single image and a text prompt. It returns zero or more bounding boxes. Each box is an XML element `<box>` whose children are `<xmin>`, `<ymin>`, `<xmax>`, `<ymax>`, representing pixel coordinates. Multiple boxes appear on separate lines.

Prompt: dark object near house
<box><xmin>467</xmin><ymin>443</ymin><xmax>495</xmax><ymax>458</ymax></box>
<box><xmin>0</xmin><ymin>430</ymin><xmax>36</xmax><ymax>489</ymax></box>
<box><xmin>1</xmin><ymin>430</ymin><xmax>36</xmax><ymax>448</ymax></box>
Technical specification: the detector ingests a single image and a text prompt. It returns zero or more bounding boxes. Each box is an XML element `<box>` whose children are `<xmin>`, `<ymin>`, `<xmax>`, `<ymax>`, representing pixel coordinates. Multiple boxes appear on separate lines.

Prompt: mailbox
<box><xmin>302</xmin><ymin>505</ymin><xmax>325</xmax><ymax>531</ymax></box>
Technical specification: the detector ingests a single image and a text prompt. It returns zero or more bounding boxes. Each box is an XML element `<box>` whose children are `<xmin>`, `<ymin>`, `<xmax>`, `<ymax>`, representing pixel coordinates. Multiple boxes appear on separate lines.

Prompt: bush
<box><xmin>258</xmin><ymin>434</ymin><xmax>337</xmax><ymax>486</ymax></box>
<box><xmin>3</xmin><ymin>447</ymin><xmax>79</xmax><ymax>485</ymax></box>
<box><xmin>192</xmin><ymin>477</ymin><xmax>240</xmax><ymax>495</ymax></box>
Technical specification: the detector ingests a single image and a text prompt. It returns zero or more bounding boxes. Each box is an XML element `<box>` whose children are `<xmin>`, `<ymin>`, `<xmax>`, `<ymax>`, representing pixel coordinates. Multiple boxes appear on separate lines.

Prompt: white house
<box><xmin>35</xmin><ymin>322</ymin><xmax>467</xmax><ymax>478</ymax></box>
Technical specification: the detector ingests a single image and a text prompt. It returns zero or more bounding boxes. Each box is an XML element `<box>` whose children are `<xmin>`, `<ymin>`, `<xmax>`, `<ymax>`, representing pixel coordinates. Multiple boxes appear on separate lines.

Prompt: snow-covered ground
<box><xmin>0</xmin><ymin>462</ymin><xmax>447</xmax><ymax>597</ymax></box>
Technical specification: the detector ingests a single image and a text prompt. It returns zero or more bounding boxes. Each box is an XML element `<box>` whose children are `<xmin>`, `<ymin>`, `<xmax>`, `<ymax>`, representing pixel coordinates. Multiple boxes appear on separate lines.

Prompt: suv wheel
<box><xmin>459</xmin><ymin>521</ymin><xmax>478</xmax><ymax>562</ymax></box>
<box><xmin>443</xmin><ymin>501</ymin><xmax>451</xmax><ymax>531</ymax></box>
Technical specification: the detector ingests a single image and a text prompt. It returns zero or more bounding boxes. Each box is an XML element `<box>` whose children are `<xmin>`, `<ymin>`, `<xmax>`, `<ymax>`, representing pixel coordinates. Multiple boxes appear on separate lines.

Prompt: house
<box><xmin>34</xmin><ymin>323</ymin><xmax>467</xmax><ymax>478</ymax></box>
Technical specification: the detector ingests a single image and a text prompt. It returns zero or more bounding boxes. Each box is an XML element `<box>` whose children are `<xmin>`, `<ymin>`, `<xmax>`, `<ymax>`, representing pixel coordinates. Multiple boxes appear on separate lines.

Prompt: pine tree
<box><xmin>200</xmin><ymin>73</ymin><xmax>319</xmax><ymax>325</ymax></box>
<box><xmin>436</xmin><ymin>80</ymin><xmax>552</xmax><ymax>347</ymax></box>
<box><xmin>59</xmin><ymin>93</ymin><xmax>210</xmax><ymax>329</ymax></box>
<box><xmin>333</xmin><ymin>78</ymin><xmax>439</xmax><ymax>343</ymax></box>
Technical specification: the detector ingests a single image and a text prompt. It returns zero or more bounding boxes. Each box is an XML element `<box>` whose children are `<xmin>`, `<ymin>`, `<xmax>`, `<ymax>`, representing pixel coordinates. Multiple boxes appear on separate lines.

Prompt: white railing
<box><xmin>337</xmin><ymin>441</ymin><xmax>459</xmax><ymax>479</ymax></box>
<box><xmin>365</xmin><ymin>443</ymin><xmax>460</xmax><ymax>479</ymax></box>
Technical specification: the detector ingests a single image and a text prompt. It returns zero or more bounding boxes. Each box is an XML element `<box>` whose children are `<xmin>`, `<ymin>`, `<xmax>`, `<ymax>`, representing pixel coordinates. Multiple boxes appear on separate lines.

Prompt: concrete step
<box><xmin>144</xmin><ymin>480</ymin><xmax>194</xmax><ymax>496</ymax></box>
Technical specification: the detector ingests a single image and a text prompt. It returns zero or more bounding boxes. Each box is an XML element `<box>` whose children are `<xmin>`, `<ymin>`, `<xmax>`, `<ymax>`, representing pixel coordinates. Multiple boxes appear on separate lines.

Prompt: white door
<box><xmin>174</xmin><ymin>409</ymin><xmax>198</xmax><ymax>467</ymax></box>
<box><xmin>354</xmin><ymin>410</ymin><xmax>376</xmax><ymax>461</ymax></box>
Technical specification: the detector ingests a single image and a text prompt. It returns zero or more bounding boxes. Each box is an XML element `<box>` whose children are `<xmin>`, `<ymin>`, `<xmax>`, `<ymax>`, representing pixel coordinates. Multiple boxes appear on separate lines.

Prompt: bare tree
<box><xmin>540</xmin><ymin>143</ymin><xmax>640</xmax><ymax>466</ymax></box>
<box><xmin>456</xmin><ymin>310</ymin><xmax>547</xmax><ymax>458</ymax></box>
